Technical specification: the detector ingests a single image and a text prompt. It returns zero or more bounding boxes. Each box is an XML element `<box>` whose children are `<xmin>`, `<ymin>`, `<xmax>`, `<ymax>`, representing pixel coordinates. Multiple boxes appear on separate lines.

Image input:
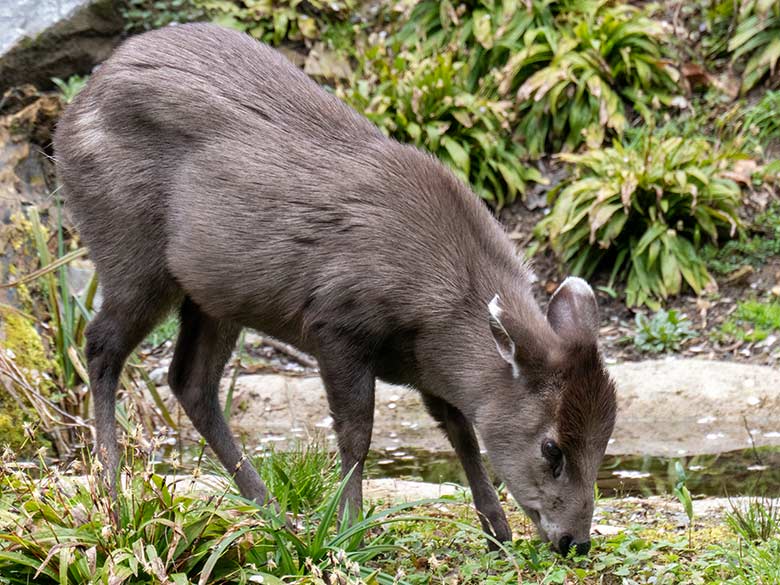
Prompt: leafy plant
<box><xmin>727</xmin><ymin>496</ymin><xmax>780</xmax><ymax>543</ymax></box>
<box><xmin>51</xmin><ymin>75</ymin><xmax>88</xmax><ymax>104</ymax></box>
<box><xmin>395</xmin><ymin>0</ymin><xmax>679</xmax><ymax>155</ymax></box>
<box><xmin>633</xmin><ymin>309</ymin><xmax>696</xmax><ymax>353</ymax></box>
<box><xmin>341</xmin><ymin>43</ymin><xmax>544</xmax><ymax>207</ymax></box>
<box><xmin>197</xmin><ymin>0</ymin><xmax>355</xmax><ymax>46</ymax></box>
<box><xmin>673</xmin><ymin>461</ymin><xmax>694</xmax><ymax>548</ymax></box>
<box><xmin>507</xmin><ymin>3</ymin><xmax>679</xmax><ymax>155</ymax></box>
<box><xmin>120</xmin><ymin>0</ymin><xmax>204</xmax><ymax>32</ymax></box>
<box><xmin>727</xmin><ymin>0</ymin><xmax>780</xmax><ymax>93</ymax></box>
<box><xmin>720</xmin><ymin>298</ymin><xmax>780</xmax><ymax>342</ymax></box>
<box><xmin>538</xmin><ymin>129</ymin><xmax>743</xmax><ymax>307</ymax></box>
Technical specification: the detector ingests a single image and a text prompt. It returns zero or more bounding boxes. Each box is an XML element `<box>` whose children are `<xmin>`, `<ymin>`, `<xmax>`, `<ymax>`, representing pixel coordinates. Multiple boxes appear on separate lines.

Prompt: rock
<box><xmin>149</xmin><ymin>366</ymin><xmax>168</xmax><ymax>386</ymax></box>
<box><xmin>0</xmin><ymin>0</ymin><xmax>123</xmax><ymax>94</ymax></box>
<box><xmin>0</xmin><ymin>87</ymin><xmax>65</xmax><ymax>307</ymax></box>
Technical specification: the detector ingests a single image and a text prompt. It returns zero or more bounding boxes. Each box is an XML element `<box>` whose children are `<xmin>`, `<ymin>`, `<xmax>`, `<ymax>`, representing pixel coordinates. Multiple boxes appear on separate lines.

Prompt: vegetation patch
<box><xmin>704</xmin><ymin>200</ymin><xmax>780</xmax><ymax>276</ymax></box>
<box><xmin>196</xmin><ymin>0</ymin><xmax>357</xmax><ymax>46</ymax></box>
<box><xmin>707</xmin><ymin>0</ymin><xmax>780</xmax><ymax>93</ymax></box>
<box><xmin>720</xmin><ymin>298</ymin><xmax>780</xmax><ymax>343</ymax></box>
<box><xmin>395</xmin><ymin>0</ymin><xmax>678</xmax><ymax>155</ymax></box>
<box><xmin>1</xmin><ymin>438</ymin><xmax>780</xmax><ymax>584</ymax></box>
<box><xmin>120</xmin><ymin>0</ymin><xmax>205</xmax><ymax>32</ymax></box>
<box><xmin>340</xmin><ymin>44</ymin><xmax>545</xmax><ymax>208</ymax></box>
<box><xmin>633</xmin><ymin>309</ymin><xmax>697</xmax><ymax>353</ymax></box>
<box><xmin>537</xmin><ymin>128</ymin><xmax>743</xmax><ymax>307</ymax></box>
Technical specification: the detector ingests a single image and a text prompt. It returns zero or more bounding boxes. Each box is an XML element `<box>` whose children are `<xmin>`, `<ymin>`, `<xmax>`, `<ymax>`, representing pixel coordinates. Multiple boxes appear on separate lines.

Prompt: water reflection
<box><xmin>365</xmin><ymin>447</ymin><xmax>780</xmax><ymax>497</ymax></box>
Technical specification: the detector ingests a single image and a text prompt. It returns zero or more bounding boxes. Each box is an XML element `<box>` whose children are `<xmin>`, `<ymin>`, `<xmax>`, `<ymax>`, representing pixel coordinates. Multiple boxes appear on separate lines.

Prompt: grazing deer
<box><xmin>54</xmin><ymin>23</ymin><xmax>617</xmax><ymax>555</ymax></box>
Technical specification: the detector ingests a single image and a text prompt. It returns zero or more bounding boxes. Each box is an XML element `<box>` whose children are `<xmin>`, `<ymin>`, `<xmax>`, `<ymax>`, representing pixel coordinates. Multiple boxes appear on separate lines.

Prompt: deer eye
<box><xmin>542</xmin><ymin>439</ymin><xmax>563</xmax><ymax>478</ymax></box>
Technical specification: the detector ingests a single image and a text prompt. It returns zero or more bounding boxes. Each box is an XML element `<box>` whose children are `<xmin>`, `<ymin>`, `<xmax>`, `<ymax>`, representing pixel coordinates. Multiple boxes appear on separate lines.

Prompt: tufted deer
<box><xmin>54</xmin><ymin>23</ymin><xmax>617</xmax><ymax>555</ymax></box>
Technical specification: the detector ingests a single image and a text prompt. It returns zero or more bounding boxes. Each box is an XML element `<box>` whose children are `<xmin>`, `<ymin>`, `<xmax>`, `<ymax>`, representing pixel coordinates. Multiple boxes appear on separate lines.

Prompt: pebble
<box><xmin>149</xmin><ymin>367</ymin><xmax>168</xmax><ymax>385</ymax></box>
<box><xmin>592</xmin><ymin>524</ymin><xmax>624</xmax><ymax>536</ymax></box>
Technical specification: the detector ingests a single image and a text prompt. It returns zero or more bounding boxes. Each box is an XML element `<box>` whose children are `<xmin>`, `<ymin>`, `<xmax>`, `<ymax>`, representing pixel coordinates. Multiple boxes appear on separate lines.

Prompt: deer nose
<box><xmin>557</xmin><ymin>536</ymin><xmax>591</xmax><ymax>556</ymax></box>
<box><xmin>558</xmin><ymin>535</ymin><xmax>573</xmax><ymax>556</ymax></box>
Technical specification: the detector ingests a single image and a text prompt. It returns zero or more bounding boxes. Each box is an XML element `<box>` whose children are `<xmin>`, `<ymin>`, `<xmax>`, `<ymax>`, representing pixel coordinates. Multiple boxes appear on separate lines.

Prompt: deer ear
<box><xmin>547</xmin><ymin>277</ymin><xmax>599</xmax><ymax>341</ymax></box>
<box><xmin>488</xmin><ymin>294</ymin><xmax>520</xmax><ymax>377</ymax></box>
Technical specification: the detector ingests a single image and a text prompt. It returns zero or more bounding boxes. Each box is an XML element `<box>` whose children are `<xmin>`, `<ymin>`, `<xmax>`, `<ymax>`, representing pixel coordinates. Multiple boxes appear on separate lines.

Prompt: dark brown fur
<box><xmin>53</xmin><ymin>23</ymin><xmax>616</xmax><ymax>554</ymax></box>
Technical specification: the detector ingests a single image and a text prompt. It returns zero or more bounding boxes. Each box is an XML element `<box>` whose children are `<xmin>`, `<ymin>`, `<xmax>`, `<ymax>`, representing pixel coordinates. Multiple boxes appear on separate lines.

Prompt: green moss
<box><xmin>0</xmin><ymin>312</ymin><xmax>57</xmax><ymax>450</ymax></box>
<box><xmin>2</xmin><ymin>313</ymin><xmax>57</xmax><ymax>383</ymax></box>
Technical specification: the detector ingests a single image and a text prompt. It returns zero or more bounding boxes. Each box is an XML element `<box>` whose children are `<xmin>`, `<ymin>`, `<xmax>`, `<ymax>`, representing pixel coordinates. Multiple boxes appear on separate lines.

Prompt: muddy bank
<box><xmin>156</xmin><ymin>358</ymin><xmax>780</xmax><ymax>457</ymax></box>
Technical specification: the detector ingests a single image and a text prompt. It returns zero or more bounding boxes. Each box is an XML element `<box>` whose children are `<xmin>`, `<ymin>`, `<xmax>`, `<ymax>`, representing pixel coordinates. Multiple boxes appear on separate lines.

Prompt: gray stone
<box><xmin>0</xmin><ymin>0</ymin><xmax>123</xmax><ymax>93</ymax></box>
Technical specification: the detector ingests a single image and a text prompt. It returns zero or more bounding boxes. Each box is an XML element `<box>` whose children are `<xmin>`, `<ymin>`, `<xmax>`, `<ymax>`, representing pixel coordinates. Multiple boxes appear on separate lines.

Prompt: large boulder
<box><xmin>0</xmin><ymin>0</ymin><xmax>123</xmax><ymax>94</ymax></box>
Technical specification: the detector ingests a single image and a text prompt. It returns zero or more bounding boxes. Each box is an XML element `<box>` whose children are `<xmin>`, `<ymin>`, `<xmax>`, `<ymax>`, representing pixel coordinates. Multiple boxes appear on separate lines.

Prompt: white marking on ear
<box><xmin>547</xmin><ymin>276</ymin><xmax>599</xmax><ymax>339</ymax></box>
<box><xmin>488</xmin><ymin>294</ymin><xmax>520</xmax><ymax>379</ymax></box>
<box><xmin>551</xmin><ymin>276</ymin><xmax>595</xmax><ymax>302</ymax></box>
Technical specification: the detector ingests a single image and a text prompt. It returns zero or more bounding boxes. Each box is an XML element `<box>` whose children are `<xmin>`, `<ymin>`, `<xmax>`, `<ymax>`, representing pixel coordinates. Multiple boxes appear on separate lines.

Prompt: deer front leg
<box><xmin>317</xmin><ymin>332</ymin><xmax>375</xmax><ymax>524</ymax></box>
<box><xmin>423</xmin><ymin>394</ymin><xmax>512</xmax><ymax>549</ymax></box>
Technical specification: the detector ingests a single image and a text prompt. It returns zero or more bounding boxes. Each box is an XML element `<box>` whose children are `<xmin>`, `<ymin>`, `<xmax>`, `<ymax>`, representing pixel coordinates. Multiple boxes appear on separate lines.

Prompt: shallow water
<box><xmin>364</xmin><ymin>447</ymin><xmax>780</xmax><ymax>498</ymax></box>
<box><xmin>144</xmin><ymin>439</ymin><xmax>780</xmax><ymax>498</ymax></box>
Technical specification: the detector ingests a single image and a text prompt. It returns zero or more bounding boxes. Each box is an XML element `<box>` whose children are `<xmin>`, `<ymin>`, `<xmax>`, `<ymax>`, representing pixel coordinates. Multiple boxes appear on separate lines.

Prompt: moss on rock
<box><xmin>0</xmin><ymin>311</ymin><xmax>57</xmax><ymax>451</ymax></box>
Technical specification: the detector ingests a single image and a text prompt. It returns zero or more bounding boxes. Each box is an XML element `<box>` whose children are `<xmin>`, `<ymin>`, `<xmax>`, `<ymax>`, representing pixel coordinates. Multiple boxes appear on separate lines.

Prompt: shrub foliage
<box><xmin>538</xmin><ymin>131</ymin><xmax>743</xmax><ymax>306</ymax></box>
<box><xmin>341</xmin><ymin>43</ymin><xmax>545</xmax><ymax>207</ymax></box>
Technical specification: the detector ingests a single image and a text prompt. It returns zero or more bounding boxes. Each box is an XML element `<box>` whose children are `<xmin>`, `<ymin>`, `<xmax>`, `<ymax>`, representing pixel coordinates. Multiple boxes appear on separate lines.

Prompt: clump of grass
<box><xmin>255</xmin><ymin>441</ymin><xmax>339</xmax><ymax>516</ymax></box>
<box><xmin>721</xmin><ymin>299</ymin><xmax>780</xmax><ymax>343</ymax></box>
<box><xmin>727</xmin><ymin>497</ymin><xmax>780</xmax><ymax>543</ymax></box>
<box><xmin>633</xmin><ymin>309</ymin><xmax>697</xmax><ymax>353</ymax></box>
<box><xmin>0</xmin><ymin>435</ymin><xmax>439</xmax><ymax>584</ymax></box>
<box><xmin>741</xmin><ymin>91</ymin><xmax>780</xmax><ymax>145</ymax></box>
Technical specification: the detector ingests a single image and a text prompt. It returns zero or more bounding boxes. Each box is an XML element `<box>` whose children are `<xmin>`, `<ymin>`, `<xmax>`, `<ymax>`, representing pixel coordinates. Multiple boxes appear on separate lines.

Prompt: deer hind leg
<box><xmin>422</xmin><ymin>394</ymin><xmax>512</xmax><ymax>549</ymax></box>
<box><xmin>168</xmin><ymin>296</ymin><xmax>267</xmax><ymax>503</ymax></box>
<box><xmin>86</xmin><ymin>283</ymin><xmax>178</xmax><ymax>501</ymax></box>
<box><xmin>316</xmin><ymin>330</ymin><xmax>375</xmax><ymax>524</ymax></box>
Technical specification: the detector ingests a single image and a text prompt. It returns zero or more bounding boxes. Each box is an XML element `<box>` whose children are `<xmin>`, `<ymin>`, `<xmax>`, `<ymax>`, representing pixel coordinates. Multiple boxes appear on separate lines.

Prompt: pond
<box><xmin>154</xmin><ymin>441</ymin><xmax>780</xmax><ymax>499</ymax></box>
<box><xmin>363</xmin><ymin>446</ymin><xmax>780</xmax><ymax>498</ymax></box>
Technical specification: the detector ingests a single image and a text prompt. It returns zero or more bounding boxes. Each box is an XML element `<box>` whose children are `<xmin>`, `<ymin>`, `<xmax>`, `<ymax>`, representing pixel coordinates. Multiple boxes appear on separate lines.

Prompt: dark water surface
<box><xmin>364</xmin><ymin>447</ymin><xmax>780</xmax><ymax>498</ymax></box>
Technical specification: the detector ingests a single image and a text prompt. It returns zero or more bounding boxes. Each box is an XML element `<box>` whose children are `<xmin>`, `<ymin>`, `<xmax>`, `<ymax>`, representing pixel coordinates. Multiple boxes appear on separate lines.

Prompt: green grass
<box><xmin>720</xmin><ymin>299</ymin><xmax>780</xmax><ymax>343</ymax></box>
<box><xmin>143</xmin><ymin>314</ymin><xmax>180</xmax><ymax>348</ymax></box>
<box><xmin>254</xmin><ymin>441</ymin><xmax>340</xmax><ymax>516</ymax></box>
<box><xmin>726</xmin><ymin>496</ymin><xmax>780</xmax><ymax>544</ymax></box>
<box><xmin>1</xmin><ymin>436</ymin><xmax>780</xmax><ymax>583</ymax></box>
